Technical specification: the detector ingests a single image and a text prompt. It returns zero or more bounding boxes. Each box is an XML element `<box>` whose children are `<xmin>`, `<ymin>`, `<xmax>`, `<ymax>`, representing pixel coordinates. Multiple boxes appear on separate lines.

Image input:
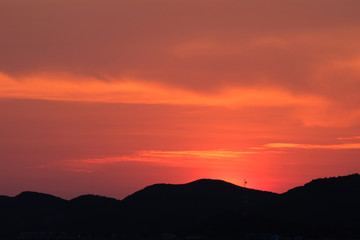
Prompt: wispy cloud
<box><xmin>80</xmin><ymin>150</ymin><xmax>255</xmax><ymax>165</ymax></box>
<box><xmin>0</xmin><ymin>72</ymin><xmax>327</xmax><ymax>109</ymax></box>
<box><xmin>265</xmin><ymin>142</ymin><xmax>360</xmax><ymax>150</ymax></box>
<box><xmin>337</xmin><ymin>136</ymin><xmax>360</xmax><ymax>140</ymax></box>
<box><xmin>53</xmin><ymin>150</ymin><xmax>257</xmax><ymax>173</ymax></box>
<box><xmin>142</xmin><ymin>150</ymin><xmax>256</xmax><ymax>159</ymax></box>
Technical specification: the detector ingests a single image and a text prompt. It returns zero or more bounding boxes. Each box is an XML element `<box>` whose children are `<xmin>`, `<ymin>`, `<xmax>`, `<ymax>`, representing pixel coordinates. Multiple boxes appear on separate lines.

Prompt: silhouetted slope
<box><xmin>1</xmin><ymin>174</ymin><xmax>360</xmax><ymax>238</ymax></box>
<box><xmin>69</xmin><ymin>194</ymin><xmax>119</xmax><ymax>213</ymax></box>
<box><xmin>123</xmin><ymin>179</ymin><xmax>276</xmax><ymax>207</ymax></box>
<box><xmin>121</xmin><ymin>179</ymin><xmax>277</xmax><ymax>232</ymax></box>
<box><xmin>0</xmin><ymin>195</ymin><xmax>12</xmax><ymax>231</ymax></box>
<box><xmin>281</xmin><ymin>174</ymin><xmax>360</xmax><ymax>217</ymax></box>
<box><xmin>274</xmin><ymin>174</ymin><xmax>360</xmax><ymax>237</ymax></box>
<box><xmin>0</xmin><ymin>192</ymin><xmax>123</xmax><ymax>233</ymax></box>
<box><xmin>0</xmin><ymin>195</ymin><xmax>11</xmax><ymax>203</ymax></box>
<box><xmin>182</xmin><ymin>174</ymin><xmax>360</xmax><ymax>237</ymax></box>
<box><xmin>65</xmin><ymin>195</ymin><xmax>122</xmax><ymax>232</ymax></box>
<box><xmin>283</xmin><ymin>173</ymin><xmax>360</xmax><ymax>199</ymax></box>
<box><xmin>14</xmin><ymin>191</ymin><xmax>67</xmax><ymax>207</ymax></box>
<box><xmin>0</xmin><ymin>192</ymin><xmax>67</xmax><ymax>232</ymax></box>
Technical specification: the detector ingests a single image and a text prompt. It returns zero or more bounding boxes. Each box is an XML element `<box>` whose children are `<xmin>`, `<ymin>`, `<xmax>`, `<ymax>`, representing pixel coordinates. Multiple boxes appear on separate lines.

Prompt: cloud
<box><xmin>0</xmin><ymin>72</ymin><xmax>328</xmax><ymax>108</ymax></box>
<box><xmin>76</xmin><ymin>150</ymin><xmax>256</xmax><ymax>166</ymax></box>
<box><xmin>3</xmin><ymin>71</ymin><xmax>360</xmax><ymax>127</ymax></box>
<box><xmin>337</xmin><ymin>136</ymin><xmax>360</xmax><ymax>140</ymax></box>
<box><xmin>265</xmin><ymin>142</ymin><xmax>360</xmax><ymax>150</ymax></box>
<box><xmin>42</xmin><ymin>150</ymin><xmax>257</xmax><ymax>174</ymax></box>
<box><xmin>1</xmin><ymin>0</ymin><xmax>360</xmax><ymax>127</ymax></box>
<box><xmin>1</xmin><ymin>0</ymin><xmax>360</xmax><ymax>95</ymax></box>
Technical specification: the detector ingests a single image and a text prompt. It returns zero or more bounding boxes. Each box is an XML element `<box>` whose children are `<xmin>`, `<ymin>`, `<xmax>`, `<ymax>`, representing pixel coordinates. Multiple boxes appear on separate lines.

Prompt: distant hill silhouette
<box><xmin>276</xmin><ymin>174</ymin><xmax>360</xmax><ymax>237</ymax></box>
<box><xmin>121</xmin><ymin>179</ymin><xmax>277</xmax><ymax>232</ymax></box>
<box><xmin>280</xmin><ymin>174</ymin><xmax>360</xmax><ymax>221</ymax></box>
<box><xmin>199</xmin><ymin>174</ymin><xmax>360</xmax><ymax>238</ymax></box>
<box><xmin>1</xmin><ymin>174</ymin><xmax>360</xmax><ymax>239</ymax></box>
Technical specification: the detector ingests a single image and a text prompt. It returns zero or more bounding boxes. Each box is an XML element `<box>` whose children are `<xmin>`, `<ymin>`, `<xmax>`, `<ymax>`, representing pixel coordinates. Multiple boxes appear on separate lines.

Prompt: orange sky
<box><xmin>1</xmin><ymin>0</ymin><xmax>360</xmax><ymax>199</ymax></box>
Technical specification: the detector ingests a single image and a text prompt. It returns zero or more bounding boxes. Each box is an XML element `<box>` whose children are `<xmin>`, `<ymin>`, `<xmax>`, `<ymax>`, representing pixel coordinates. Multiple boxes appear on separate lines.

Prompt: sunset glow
<box><xmin>1</xmin><ymin>0</ymin><xmax>360</xmax><ymax>199</ymax></box>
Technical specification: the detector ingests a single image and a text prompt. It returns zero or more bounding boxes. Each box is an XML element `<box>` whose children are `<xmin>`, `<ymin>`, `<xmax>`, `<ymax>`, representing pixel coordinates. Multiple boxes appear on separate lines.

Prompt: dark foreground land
<box><xmin>1</xmin><ymin>174</ymin><xmax>360</xmax><ymax>240</ymax></box>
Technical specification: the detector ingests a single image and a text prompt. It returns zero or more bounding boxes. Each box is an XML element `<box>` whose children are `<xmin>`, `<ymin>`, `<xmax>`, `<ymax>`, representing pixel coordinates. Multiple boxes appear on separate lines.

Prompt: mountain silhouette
<box><xmin>275</xmin><ymin>174</ymin><xmax>360</xmax><ymax>237</ymax></box>
<box><xmin>279</xmin><ymin>174</ymin><xmax>360</xmax><ymax>222</ymax></box>
<box><xmin>121</xmin><ymin>179</ymin><xmax>277</xmax><ymax>232</ymax></box>
<box><xmin>0</xmin><ymin>192</ymin><xmax>67</xmax><ymax>233</ymax></box>
<box><xmin>0</xmin><ymin>174</ymin><xmax>359</xmax><ymax>239</ymax></box>
<box><xmin>200</xmin><ymin>174</ymin><xmax>360</xmax><ymax>238</ymax></box>
<box><xmin>13</xmin><ymin>191</ymin><xmax>67</xmax><ymax>208</ymax></box>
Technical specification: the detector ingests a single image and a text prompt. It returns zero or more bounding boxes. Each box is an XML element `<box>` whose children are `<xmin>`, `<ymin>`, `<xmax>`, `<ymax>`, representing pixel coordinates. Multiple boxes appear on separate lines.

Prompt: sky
<box><xmin>1</xmin><ymin>0</ymin><xmax>360</xmax><ymax>199</ymax></box>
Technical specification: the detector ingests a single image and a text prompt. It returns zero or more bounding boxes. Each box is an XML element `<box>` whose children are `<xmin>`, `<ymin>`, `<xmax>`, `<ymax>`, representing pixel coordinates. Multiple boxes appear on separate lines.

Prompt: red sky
<box><xmin>1</xmin><ymin>0</ymin><xmax>360</xmax><ymax>199</ymax></box>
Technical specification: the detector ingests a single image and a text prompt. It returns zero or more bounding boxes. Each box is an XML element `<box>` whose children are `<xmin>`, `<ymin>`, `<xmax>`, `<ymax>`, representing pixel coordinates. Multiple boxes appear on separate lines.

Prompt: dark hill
<box><xmin>121</xmin><ymin>179</ymin><xmax>277</xmax><ymax>232</ymax></box>
<box><xmin>283</xmin><ymin>173</ymin><xmax>360</xmax><ymax>198</ymax></box>
<box><xmin>0</xmin><ymin>192</ymin><xmax>67</xmax><ymax>232</ymax></box>
<box><xmin>1</xmin><ymin>174</ymin><xmax>360</xmax><ymax>238</ymax></box>
<box><xmin>186</xmin><ymin>174</ymin><xmax>360</xmax><ymax>238</ymax></box>
<box><xmin>0</xmin><ymin>195</ymin><xmax>11</xmax><ymax>205</ymax></box>
<box><xmin>274</xmin><ymin>174</ymin><xmax>360</xmax><ymax>237</ymax></box>
<box><xmin>63</xmin><ymin>195</ymin><xmax>122</xmax><ymax>233</ymax></box>
<box><xmin>279</xmin><ymin>173</ymin><xmax>360</xmax><ymax>216</ymax></box>
<box><xmin>14</xmin><ymin>191</ymin><xmax>67</xmax><ymax>206</ymax></box>
<box><xmin>123</xmin><ymin>178</ymin><xmax>277</xmax><ymax>206</ymax></box>
<box><xmin>70</xmin><ymin>194</ymin><xmax>119</xmax><ymax>208</ymax></box>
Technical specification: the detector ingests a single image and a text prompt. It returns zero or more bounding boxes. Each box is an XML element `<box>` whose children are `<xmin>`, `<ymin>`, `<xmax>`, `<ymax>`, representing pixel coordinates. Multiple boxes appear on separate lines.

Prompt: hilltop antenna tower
<box><xmin>242</xmin><ymin>179</ymin><xmax>248</xmax><ymax>217</ymax></box>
